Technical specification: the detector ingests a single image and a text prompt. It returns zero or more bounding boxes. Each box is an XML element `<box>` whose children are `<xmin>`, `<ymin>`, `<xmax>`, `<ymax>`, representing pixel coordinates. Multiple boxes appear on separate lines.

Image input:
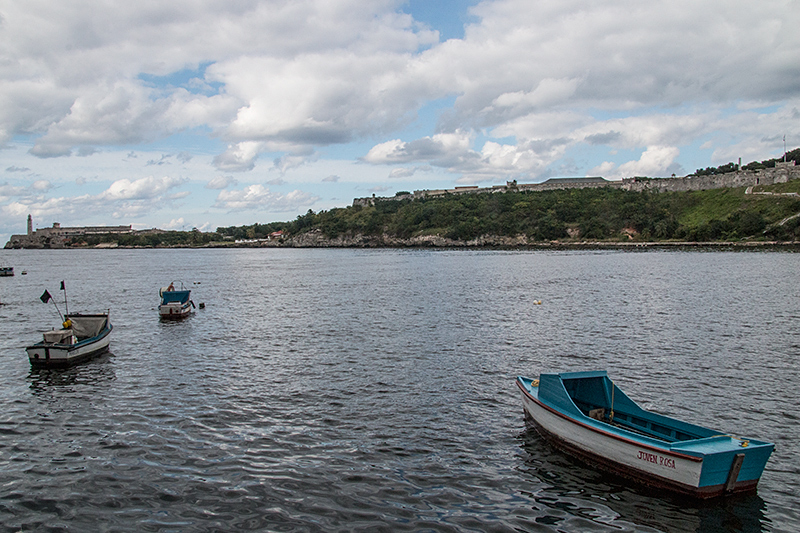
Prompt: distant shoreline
<box><xmin>6</xmin><ymin>240</ymin><xmax>800</xmax><ymax>251</ymax></box>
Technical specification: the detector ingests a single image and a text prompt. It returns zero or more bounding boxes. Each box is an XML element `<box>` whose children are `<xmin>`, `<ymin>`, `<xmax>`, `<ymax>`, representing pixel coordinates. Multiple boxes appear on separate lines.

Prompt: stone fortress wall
<box><xmin>619</xmin><ymin>161</ymin><xmax>798</xmax><ymax>192</ymax></box>
<box><xmin>5</xmin><ymin>215</ymin><xmax>132</xmax><ymax>249</ymax></box>
<box><xmin>353</xmin><ymin>161</ymin><xmax>799</xmax><ymax>207</ymax></box>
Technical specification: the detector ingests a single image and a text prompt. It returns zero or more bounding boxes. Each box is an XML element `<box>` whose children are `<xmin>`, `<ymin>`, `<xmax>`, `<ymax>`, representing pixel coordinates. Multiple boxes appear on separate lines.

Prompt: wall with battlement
<box><xmin>621</xmin><ymin>161</ymin><xmax>798</xmax><ymax>192</ymax></box>
<box><xmin>353</xmin><ymin>161</ymin><xmax>799</xmax><ymax>207</ymax></box>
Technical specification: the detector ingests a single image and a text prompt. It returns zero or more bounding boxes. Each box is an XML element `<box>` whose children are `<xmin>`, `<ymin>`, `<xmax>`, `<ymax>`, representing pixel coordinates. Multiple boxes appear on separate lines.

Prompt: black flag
<box><xmin>60</xmin><ymin>280</ymin><xmax>65</xmax><ymax>290</ymax></box>
<box><xmin>40</xmin><ymin>290</ymin><xmax>52</xmax><ymax>303</ymax></box>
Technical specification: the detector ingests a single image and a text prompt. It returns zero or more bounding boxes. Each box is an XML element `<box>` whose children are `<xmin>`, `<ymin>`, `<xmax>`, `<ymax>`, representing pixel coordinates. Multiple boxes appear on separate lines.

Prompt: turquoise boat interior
<box><xmin>518</xmin><ymin>371</ymin><xmax>775</xmax><ymax>489</ymax></box>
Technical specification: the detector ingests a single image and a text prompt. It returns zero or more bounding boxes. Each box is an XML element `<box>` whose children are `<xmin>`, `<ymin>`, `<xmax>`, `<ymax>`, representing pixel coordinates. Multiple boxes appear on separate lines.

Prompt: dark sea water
<box><xmin>0</xmin><ymin>248</ymin><xmax>798</xmax><ymax>533</ymax></box>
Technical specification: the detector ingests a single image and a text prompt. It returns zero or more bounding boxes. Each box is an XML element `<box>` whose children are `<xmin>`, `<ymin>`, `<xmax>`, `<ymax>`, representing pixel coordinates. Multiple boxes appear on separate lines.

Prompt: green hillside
<box><xmin>217</xmin><ymin>179</ymin><xmax>800</xmax><ymax>244</ymax></box>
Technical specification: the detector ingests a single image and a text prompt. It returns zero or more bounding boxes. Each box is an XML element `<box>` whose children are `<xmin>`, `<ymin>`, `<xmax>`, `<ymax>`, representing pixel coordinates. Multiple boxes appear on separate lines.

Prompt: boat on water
<box><xmin>27</xmin><ymin>313</ymin><xmax>112</xmax><ymax>368</ymax></box>
<box><xmin>0</xmin><ymin>266</ymin><xmax>13</xmax><ymax>276</ymax></box>
<box><xmin>158</xmin><ymin>283</ymin><xmax>194</xmax><ymax>319</ymax></box>
<box><xmin>516</xmin><ymin>371</ymin><xmax>774</xmax><ymax>499</ymax></box>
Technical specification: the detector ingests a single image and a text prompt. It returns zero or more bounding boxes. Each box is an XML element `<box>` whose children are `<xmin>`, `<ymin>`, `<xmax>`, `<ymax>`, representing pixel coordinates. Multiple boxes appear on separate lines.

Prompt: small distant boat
<box><xmin>27</xmin><ymin>313</ymin><xmax>113</xmax><ymax>368</ymax></box>
<box><xmin>158</xmin><ymin>283</ymin><xmax>194</xmax><ymax>319</ymax></box>
<box><xmin>516</xmin><ymin>371</ymin><xmax>774</xmax><ymax>499</ymax></box>
<box><xmin>0</xmin><ymin>266</ymin><xmax>13</xmax><ymax>276</ymax></box>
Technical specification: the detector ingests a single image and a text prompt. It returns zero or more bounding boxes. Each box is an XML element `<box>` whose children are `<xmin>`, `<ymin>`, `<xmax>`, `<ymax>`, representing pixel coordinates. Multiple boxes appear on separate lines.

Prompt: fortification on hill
<box><xmin>4</xmin><ymin>215</ymin><xmax>133</xmax><ymax>249</ymax></box>
<box><xmin>620</xmin><ymin>161</ymin><xmax>798</xmax><ymax>192</ymax></box>
<box><xmin>353</xmin><ymin>161</ymin><xmax>799</xmax><ymax>206</ymax></box>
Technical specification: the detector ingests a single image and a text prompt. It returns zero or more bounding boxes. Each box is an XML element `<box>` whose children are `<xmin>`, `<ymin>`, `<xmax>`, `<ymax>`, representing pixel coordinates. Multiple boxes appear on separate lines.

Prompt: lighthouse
<box><xmin>27</xmin><ymin>214</ymin><xmax>32</xmax><ymax>236</ymax></box>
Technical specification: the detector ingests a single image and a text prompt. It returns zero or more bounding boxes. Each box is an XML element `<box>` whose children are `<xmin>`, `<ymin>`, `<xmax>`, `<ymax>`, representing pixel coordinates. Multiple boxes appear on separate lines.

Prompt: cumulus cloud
<box><xmin>0</xmin><ymin>180</ymin><xmax>53</xmax><ymax>202</ymax></box>
<box><xmin>0</xmin><ymin>183</ymin><xmax>28</xmax><ymax>201</ymax></box>
<box><xmin>100</xmin><ymin>175</ymin><xmax>187</xmax><ymax>201</ymax></box>
<box><xmin>168</xmin><ymin>191</ymin><xmax>191</xmax><ymax>200</ymax></box>
<box><xmin>387</xmin><ymin>167</ymin><xmax>413</xmax><ymax>178</ymax></box>
<box><xmin>273</xmin><ymin>153</ymin><xmax>315</xmax><ymax>173</ymax></box>
<box><xmin>0</xmin><ymin>0</ymin><xmax>798</xmax><ymax>226</ymax></box>
<box><xmin>212</xmin><ymin>142</ymin><xmax>264</xmax><ymax>172</ymax></box>
<box><xmin>164</xmin><ymin>218</ymin><xmax>186</xmax><ymax>229</ymax></box>
<box><xmin>483</xmin><ymin>78</ymin><xmax>583</xmax><ymax>125</ymax></box>
<box><xmin>592</xmin><ymin>146</ymin><xmax>683</xmax><ymax>179</ymax></box>
<box><xmin>213</xmin><ymin>185</ymin><xmax>319</xmax><ymax>212</ymax></box>
<box><xmin>206</xmin><ymin>175</ymin><xmax>238</xmax><ymax>190</ymax></box>
<box><xmin>0</xmin><ymin>174</ymin><xmax>189</xmax><ymax>229</ymax></box>
<box><xmin>363</xmin><ymin>132</ymin><xmax>474</xmax><ymax>165</ymax></box>
<box><xmin>77</xmin><ymin>147</ymin><xmax>97</xmax><ymax>157</ymax></box>
<box><xmin>322</xmin><ymin>175</ymin><xmax>340</xmax><ymax>182</ymax></box>
<box><xmin>365</xmin><ymin>131</ymin><xmax>559</xmax><ymax>182</ymax></box>
<box><xmin>1</xmin><ymin>0</ymin><xmax>438</xmax><ymax>165</ymax></box>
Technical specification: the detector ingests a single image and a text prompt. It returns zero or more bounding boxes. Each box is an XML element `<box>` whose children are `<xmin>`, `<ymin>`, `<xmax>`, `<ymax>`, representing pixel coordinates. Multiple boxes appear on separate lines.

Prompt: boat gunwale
<box><xmin>516</xmin><ymin>377</ymin><xmax>704</xmax><ymax>463</ymax></box>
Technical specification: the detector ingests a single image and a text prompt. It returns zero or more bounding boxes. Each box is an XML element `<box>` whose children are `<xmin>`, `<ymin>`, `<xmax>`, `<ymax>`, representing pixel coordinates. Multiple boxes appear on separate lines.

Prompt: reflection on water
<box><xmin>27</xmin><ymin>351</ymin><xmax>116</xmax><ymax>393</ymax></box>
<box><xmin>517</xmin><ymin>427</ymin><xmax>769</xmax><ymax>533</ymax></box>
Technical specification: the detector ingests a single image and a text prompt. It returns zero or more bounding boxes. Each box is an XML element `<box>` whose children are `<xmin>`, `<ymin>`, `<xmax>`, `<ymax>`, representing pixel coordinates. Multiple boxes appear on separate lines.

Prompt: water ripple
<box><xmin>0</xmin><ymin>248</ymin><xmax>798</xmax><ymax>532</ymax></box>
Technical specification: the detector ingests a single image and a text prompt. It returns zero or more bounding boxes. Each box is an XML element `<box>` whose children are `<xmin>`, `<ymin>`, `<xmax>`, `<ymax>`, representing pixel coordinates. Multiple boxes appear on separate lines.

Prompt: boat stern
<box><xmin>672</xmin><ymin>436</ymin><xmax>775</xmax><ymax>495</ymax></box>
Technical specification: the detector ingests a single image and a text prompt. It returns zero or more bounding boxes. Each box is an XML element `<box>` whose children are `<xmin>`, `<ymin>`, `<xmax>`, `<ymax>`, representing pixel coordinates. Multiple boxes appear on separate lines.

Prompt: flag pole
<box><xmin>60</xmin><ymin>280</ymin><xmax>69</xmax><ymax>316</ymax></box>
<box><xmin>52</xmin><ymin>299</ymin><xmax>64</xmax><ymax>323</ymax></box>
<box><xmin>41</xmin><ymin>289</ymin><xmax>64</xmax><ymax>323</ymax></box>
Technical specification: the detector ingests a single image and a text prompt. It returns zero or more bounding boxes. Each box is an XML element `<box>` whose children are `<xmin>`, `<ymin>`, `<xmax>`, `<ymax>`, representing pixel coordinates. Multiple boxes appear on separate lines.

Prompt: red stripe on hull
<box><xmin>523</xmin><ymin>411</ymin><xmax>759</xmax><ymax>499</ymax></box>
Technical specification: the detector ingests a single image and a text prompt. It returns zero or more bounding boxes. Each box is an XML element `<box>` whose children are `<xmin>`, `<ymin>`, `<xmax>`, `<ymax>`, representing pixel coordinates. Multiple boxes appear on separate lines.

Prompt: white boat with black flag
<box><xmin>27</xmin><ymin>281</ymin><xmax>113</xmax><ymax>368</ymax></box>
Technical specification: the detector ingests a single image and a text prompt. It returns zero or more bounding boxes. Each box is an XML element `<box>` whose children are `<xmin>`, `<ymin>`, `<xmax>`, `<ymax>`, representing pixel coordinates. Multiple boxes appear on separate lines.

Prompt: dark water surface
<box><xmin>0</xmin><ymin>248</ymin><xmax>798</xmax><ymax>532</ymax></box>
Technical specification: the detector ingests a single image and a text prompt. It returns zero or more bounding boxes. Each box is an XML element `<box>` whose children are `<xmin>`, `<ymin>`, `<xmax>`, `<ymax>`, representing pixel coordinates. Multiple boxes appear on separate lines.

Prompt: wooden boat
<box><xmin>0</xmin><ymin>266</ymin><xmax>13</xmax><ymax>276</ymax></box>
<box><xmin>158</xmin><ymin>284</ymin><xmax>193</xmax><ymax>319</ymax></box>
<box><xmin>27</xmin><ymin>313</ymin><xmax>112</xmax><ymax>368</ymax></box>
<box><xmin>516</xmin><ymin>371</ymin><xmax>774</xmax><ymax>499</ymax></box>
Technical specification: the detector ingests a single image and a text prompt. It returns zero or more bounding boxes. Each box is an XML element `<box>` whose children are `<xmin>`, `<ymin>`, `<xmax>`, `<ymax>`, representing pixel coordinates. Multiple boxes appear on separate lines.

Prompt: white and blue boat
<box><xmin>158</xmin><ymin>283</ymin><xmax>194</xmax><ymax>319</ymax></box>
<box><xmin>516</xmin><ymin>371</ymin><xmax>774</xmax><ymax>499</ymax></box>
<box><xmin>27</xmin><ymin>313</ymin><xmax>112</xmax><ymax>368</ymax></box>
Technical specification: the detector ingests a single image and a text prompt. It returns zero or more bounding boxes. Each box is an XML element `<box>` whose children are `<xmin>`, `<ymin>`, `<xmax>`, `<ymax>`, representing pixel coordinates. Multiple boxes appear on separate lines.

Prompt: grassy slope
<box><xmin>677</xmin><ymin>188</ymin><xmax>748</xmax><ymax>227</ymax></box>
<box><xmin>212</xmin><ymin>178</ymin><xmax>800</xmax><ymax>244</ymax></box>
<box><xmin>679</xmin><ymin>184</ymin><xmax>800</xmax><ymax>229</ymax></box>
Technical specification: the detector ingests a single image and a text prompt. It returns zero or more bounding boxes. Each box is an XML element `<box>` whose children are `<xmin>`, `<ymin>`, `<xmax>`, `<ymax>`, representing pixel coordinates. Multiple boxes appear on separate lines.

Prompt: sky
<box><xmin>1</xmin><ymin>0</ymin><xmax>799</xmax><ymax>242</ymax></box>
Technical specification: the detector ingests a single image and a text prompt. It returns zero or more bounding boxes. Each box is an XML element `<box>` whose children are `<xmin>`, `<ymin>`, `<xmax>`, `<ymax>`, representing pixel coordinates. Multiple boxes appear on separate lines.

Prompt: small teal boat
<box><xmin>27</xmin><ymin>313</ymin><xmax>112</xmax><ymax>368</ymax></box>
<box><xmin>516</xmin><ymin>371</ymin><xmax>774</xmax><ymax>499</ymax></box>
<box><xmin>158</xmin><ymin>283</ymin><xmax>194</xmax><ymax>319</ymax></box>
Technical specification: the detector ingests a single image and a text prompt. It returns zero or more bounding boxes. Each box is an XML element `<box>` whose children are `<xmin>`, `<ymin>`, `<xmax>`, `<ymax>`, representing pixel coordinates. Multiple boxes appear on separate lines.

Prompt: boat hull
<box><xmin>517</xmin><ymin>376</ymin><xmax>769</xmax><ymax>499</ymax></box>
<box><xmin>158</xmin><ymin>302</ymin><xmax>192</xmax><ymax>319</ymax></box>
<box><xmin>158</xmin><ymin>288</ymin><xmax>193</xmax><ymax>319</ymax></box>
<box><xmin>27</xmin><ymin>324</ymin><xmax>112</xmax><ymax>369</ymax></box>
